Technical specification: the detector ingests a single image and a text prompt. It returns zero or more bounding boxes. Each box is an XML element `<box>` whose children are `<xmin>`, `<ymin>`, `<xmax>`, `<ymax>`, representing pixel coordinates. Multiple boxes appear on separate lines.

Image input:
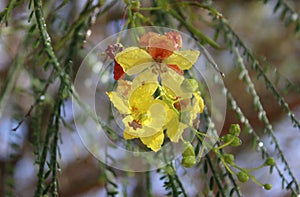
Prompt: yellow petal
<box><xmin>194</xmin><ymin>92</ymin><xmax>205</xmax><ymax>113</ymax></box>
<box><xmin>124</xmin><ymin>130</ymin><xmax>137</xmax><ymax>140</ymax></box>
<box><xmin>160</xmin><ymin>68</ymin><xmax>192</xmax><ymax>99</ymax></box>
<box><xmin>147</xmin><ymin>102</ymin><xmax>167</xmax><ymax>130</ymax></box>
<box><xmin>129</xmin><ymin>82</ymin><xmax>158</xmax><ymax>112</ymax></box>
<box><xmin>183</xmin><ymin>92</ymin><xmax>205</xmax><ymax>125</ymax></box>
<box><xmin>116</xmin><ymin>79</ymin><xmax>132</xmax><ymax>99</ymax></box>
<box><xmin>123</xmin><ymin>116</ymin><xmax>156</xmax><ymax>138</ymax></box>
<box><xmin>131</xmin><ymin>68</ymin><xmax>158</xmax><ymax>91</ymax></box>
<box><xmin>106</xmin><ymin>92</ymin><xmax>130</xmax><ymax>114</ymax></box>
<box><xmin>165</xmin><ymin>110</ymin><xmax>187</xmax><ymax>142</ymax></box>
<box><xmin>140</xmin><ymin>131</ymin><xmax>164</xmax><ymax>152</ymax></box>
<box><xmin>115</xmin><ymin>47</ymin><xmax>154</xmax><ymax>75</ymax></box>
<box><xmin>163</xmin><ymin>50</ymin><xmax>200</xmax><ymax>70</ymax></box>
<box><xmin>123</xmin><ymin>115</ymin><xmax>142</xmax><ymax>135</ymax></box>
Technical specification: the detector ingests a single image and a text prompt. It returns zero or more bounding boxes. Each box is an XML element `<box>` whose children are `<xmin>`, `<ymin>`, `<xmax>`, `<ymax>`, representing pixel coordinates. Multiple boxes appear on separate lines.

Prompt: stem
<box><xmin>168</xmin><ymin>9</ymin><xmax>220</xmax><ymax>49</ymax></box>
<box><xmin>234</xmin><ymin>47</ymin><xmax>300</xmax><ymax>193</ymax></box>
<box><xmin>205</xmin><ymin>154</ymin><xmax>226</xmax><ymax>197</ymax></box>
<box><xmin>0</xmin><ymin>55</ymin><xmax>22</xmax><ymax>119</ymax></box>
<box><xmin>146</xmin><ymin>171</ymin><xmax>153</xmax><ymax>197</ymax></box>
<box><xmin>139</xmin><ymin>7</ymin><xmax>162</xmax><ymax>11</ymax></box>
<box><xmin>214</xmin><ymin>138</ymin><xmax>234</xmax><ymax>150</ymax></box>
<box><xmin>219</xmin><ymin>18</ymin><xmax>300</xmax><ymax>129</ymax></box>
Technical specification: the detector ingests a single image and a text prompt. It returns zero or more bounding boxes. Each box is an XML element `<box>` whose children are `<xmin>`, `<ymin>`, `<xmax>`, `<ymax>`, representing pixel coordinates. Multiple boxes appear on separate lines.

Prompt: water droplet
<box><xmin>40</xmin><ymin>95</ymin><xmax>45</xmax><ymax>100</ymax></box>
<box><xmin>240</xmin><ymin>116</ymin><xmax>245</xmax><ymax>123</ymax></box>
<box><xmin>86</xmin><ymin>29</ymin><xmax>92</xmax><ymax>38</ymax></box>
<box><xmin>291</xmin><ymin>13</ymin><xmax>298</xmax><ymax>21</ymax></box>
<box><xmin>258</xmin><ymin>141</ymin><xmax>264</xmax><ymax>147</ymax></box>
<box><xmin>267</xmin><ymin>124</ymin><xmax>272</xmax><ymax>131</ymax></box>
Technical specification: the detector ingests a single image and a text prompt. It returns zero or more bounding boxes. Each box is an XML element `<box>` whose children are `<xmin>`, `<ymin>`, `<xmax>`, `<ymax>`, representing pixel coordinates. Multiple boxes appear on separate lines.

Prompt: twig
<box><xmin>233</xmin><ymin>47</ymin><xmax>300</xmax><ymax>194</ymax></box>
<box><xmin>219</xmin><ymin>18</ymin><xmax>300</xmax><ymax>129</ymax></box>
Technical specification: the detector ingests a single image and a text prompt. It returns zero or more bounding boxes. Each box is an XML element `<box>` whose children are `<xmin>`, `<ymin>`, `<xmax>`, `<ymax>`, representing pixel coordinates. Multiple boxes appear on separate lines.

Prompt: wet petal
<box><xmin>124</xmin><ymin>130</ymin><xmax>137</xmax><ymax>140</ymax></box>
<box><xmin>147</xmin><ymin>102</ymin><xmax>168</xmax><ymax>130</ymax></box>
<box><xmin>113</xmin><ymin>60</ymin><xmax>125</xmax><ymax>80</ymax></box>
<box><xmin>140</xmin><ymin>130</ymin><xmax>164</xmax><ymax>152</ymax></box>
<box><xmin>165</xmin><ymin>31</ymin><xmax>182</xmax><ymax>50</ymax></box>
<box><xmin>165</xmin><ymin>109</ymin><xmax>188</xmax><ymax>142</ymax></box>
<box><xmin>123</xmin><ymin>115</ymin><xmax>146</xmax><ymax>137</ymax></box>
<box><xmin>163</xmin><ymin>50</ymin><xmax>200</xmax><ymax>70</ymax></box>
<box><xmin>160</xmin><ymin>67</ymin><xmax>192</xmax><ymax>99</ymax></box>
<box><xmin>138</xmin><ymin>32</ymin><xmax>159</xmax><ymax>47</ymax></box>
<box><xmin>148</xmin><ymin>35</ymin><xmax>175</xmax><ymax>60</ymax></box>
<box><xmin>131</xmin><ymin>68</ymin><xmax>158</xmax><ymax>91</ymax></box>
<box><xmin>116</xmin><ymin>79</ymin><xmax>132</xmax><ymax>99</ymax></box>
<box><xmin>129</xmin><ymin>82</ymin><xmax>158</xmax><ymax>112</ymax></box>
<box><xmin>194</xmin><ymin>92</ymin><xmax>205</xmax><ymax>113</ymax></box>
<box><xmin>115</xmin><ymin>47</ymin><xmax>153</xmax><ymax>75</ymax></box>
<box><xmin>106</xmin><ymin>92</ymin><xmax>130</xmax><ymax>114</ymax></box>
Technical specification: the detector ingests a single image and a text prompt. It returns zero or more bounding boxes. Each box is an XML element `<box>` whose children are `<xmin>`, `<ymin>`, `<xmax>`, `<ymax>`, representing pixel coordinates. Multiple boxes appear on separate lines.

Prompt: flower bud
<box><xmin>237</xmin><ymin>172</ymin><xmax>249</xmax><ymax>183</ymax></box>
<box><xmin>221</xmin><ymin>134</ymin><xmax>234</xmax><ymax>143</ymax></box>
<box><xmin>182</xmin><ymin>142</ymin><xmax>195</xmax><ymax>157</ymax></box>
<box><xmin>181</xmin><ymin>79</ymin><xmax>199</xmax><ymax>93</ymax></box>
<box><xmin>224</xmin><ymin>154</ymin><xmax>235</xmax><ymax>165</ymax></box>
<box><xmin>229</xmin><ymin>124</ymin><xmax>241</xmax><ymax>136</ymax></box>
<box><xmin>231</xmin><ymin>137</ymin><xmax>242</xmax><ymax>146</ymax></box>
<box><xmin>182</xmin><ymin>142</ymin><xmax>196</xmax><ymax>168</ymax></box>
<box><xmin>131</xmin><ymin>1</ymin><xmax>140</xmax><ymax>12</ymax></box>
<box><xmin>164</xmin><ymin>165</ymin><xmax>175</xmax><ymax>176</ymax></box>
<box><xmin>182</xmin><ymin>156</ymin><xmax>196</xmax><ymax>168</ymax></box>
<box><xmin>263</xmin><ymin>184</ymin><xmax>272</xmax><ymax>190</ymax></box>
<box><xmin>264</xmin><ymin>157</ymin><xmax>275</xmax><ymax>166</ymax></box>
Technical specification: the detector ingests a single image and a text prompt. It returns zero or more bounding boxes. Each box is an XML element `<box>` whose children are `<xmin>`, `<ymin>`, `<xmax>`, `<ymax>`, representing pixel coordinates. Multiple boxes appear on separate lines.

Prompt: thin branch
<box><xmin>218</xmin><ymin>17</ymin><xmax>300</xmax><ymax>129</ymax></box>
<box><xmin>233</xmin><ymin>47</ymin><xmax>300</xmax><ymax>194</ymax></box>
<box><xmin>264</xmin><ymin>0</ymin><xmax>300</xmax><ymax>32</ymax></box>
<box><xmin>168</xmin><ymin>8</ymin><xmax>220</xmax><ymax>49</ymax></box>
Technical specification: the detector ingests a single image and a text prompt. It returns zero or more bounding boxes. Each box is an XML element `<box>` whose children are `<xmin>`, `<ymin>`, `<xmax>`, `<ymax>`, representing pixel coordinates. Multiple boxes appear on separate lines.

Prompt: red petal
<box><xmin>114</xmin><ymin>60</ymin><xmax>125</xmax><ymax>80</ymax></box>
<box><xmin>167</xmin><ymin>64</ymin><xmax>184</xmax><ymax>75</ymax></box>
<box><xmin>148</xmin><ymin>35</ymin><xmax>175</xmax><ymax>60</ymax></box>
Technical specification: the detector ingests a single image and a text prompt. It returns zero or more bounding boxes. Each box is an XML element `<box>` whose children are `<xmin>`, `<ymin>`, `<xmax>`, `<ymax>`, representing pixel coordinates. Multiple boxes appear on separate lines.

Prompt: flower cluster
<box><xmin>106</xmin><ymin>31</ymin><xmax>204</xmax><ymax>152</ymax></box>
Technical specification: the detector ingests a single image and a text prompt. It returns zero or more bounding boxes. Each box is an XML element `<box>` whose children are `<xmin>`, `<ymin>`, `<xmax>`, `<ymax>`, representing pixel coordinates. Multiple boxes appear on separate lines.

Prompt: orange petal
<box><xmin>166</xmin><ymin>31</ymin><xmax>182</xmax><ymax>50</ymax></box>
<box><xmin>138</xmin><ymin>32</ymin><xmax>159</xmax><ymax>47</ymax></box>
<box><xmin>167</xmin><ymin>64</ymin><xmax>184</xmax><ymax>75</ymax></box>
<box><xmin>149</xmin><ymin>35</ymin><xmax>175</xmax><ymax>60</ymax></box>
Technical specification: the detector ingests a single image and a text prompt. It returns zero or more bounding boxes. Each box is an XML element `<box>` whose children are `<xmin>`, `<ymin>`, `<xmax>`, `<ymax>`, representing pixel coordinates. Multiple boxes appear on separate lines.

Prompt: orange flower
<box><xmin>138</xmin><ymin>31</ymin><xmax>183</xmax><ymax>61</ymax></box>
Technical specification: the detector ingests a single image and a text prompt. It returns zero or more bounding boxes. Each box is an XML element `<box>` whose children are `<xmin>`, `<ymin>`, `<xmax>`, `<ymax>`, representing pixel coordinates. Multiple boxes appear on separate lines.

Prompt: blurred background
<box><xmin>0</xmin><ymin>0</ymin><xmax>300</xmax><ymax>196</ymax></box>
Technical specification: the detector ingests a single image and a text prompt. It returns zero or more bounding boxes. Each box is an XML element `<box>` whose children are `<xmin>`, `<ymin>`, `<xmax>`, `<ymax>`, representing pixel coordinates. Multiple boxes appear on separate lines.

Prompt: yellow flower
<box><xmin>114</xmin><ymin>46</ymin><xmax>200</xmax><ymax>76</ymax></box>
<box><xmin>107</xmin><ymin>80</ymin><xmax>172</xmax><ymax>152</ymax></box>
<box><xmin>106</xmin><ymin>65</ymin><xmax>205</xmax><ymax>152</ymax></box>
